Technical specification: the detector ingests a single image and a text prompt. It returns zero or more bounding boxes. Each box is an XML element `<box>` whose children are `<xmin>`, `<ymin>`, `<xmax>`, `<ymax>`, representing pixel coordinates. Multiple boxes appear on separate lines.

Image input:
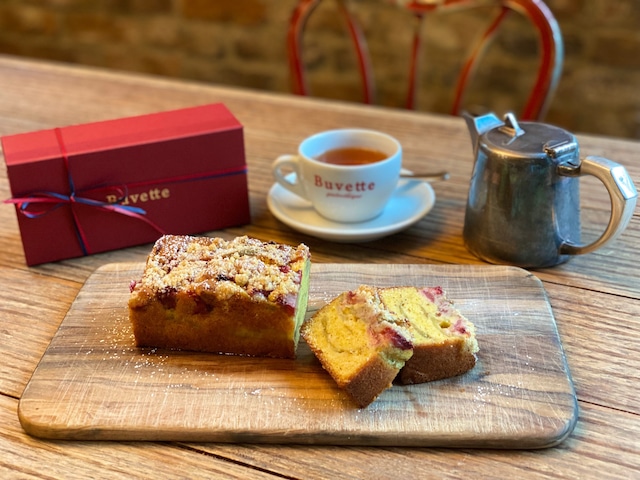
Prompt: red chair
<box><xmin>287</xmin><ymin>0</ymin><xmax>563</xmax><ymax>120</ymax></box>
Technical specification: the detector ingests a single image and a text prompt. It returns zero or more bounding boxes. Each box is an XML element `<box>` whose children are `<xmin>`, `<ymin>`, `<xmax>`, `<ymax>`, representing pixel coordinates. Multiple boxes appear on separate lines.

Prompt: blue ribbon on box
<box><xmin>4</xmin><ymin>128</ymin><xmax>165</xmax><ymax>256</ymax></box>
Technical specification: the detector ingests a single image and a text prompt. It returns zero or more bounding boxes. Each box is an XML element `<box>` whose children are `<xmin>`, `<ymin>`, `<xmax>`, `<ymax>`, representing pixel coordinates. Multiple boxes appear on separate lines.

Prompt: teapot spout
<box><xmin>463</xmin><ymin>112</ymin><xmax>504</xmax><ymax>149</ymax></box>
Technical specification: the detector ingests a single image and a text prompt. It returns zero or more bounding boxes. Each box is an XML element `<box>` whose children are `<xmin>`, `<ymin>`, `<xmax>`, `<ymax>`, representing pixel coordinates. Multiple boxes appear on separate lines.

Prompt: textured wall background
<box><xmin>0</xmin><ymin>0</ymin><xmax>638</xmax><ymax>139</ymax></box>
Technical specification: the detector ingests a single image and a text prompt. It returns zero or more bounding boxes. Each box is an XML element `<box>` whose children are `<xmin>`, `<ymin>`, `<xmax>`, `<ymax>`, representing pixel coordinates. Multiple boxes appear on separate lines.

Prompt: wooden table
<box><xmin>0</xmin><ymin>55</ymin><xmax>638</xmax><ymax>478</ymax></box>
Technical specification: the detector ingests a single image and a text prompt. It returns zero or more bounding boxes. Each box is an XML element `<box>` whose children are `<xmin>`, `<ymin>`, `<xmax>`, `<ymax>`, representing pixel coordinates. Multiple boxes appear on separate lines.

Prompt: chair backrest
<box><xmin>287</xmin><ymin>0</ymin><xmax>563</xmax><ymax>121</ymax></box>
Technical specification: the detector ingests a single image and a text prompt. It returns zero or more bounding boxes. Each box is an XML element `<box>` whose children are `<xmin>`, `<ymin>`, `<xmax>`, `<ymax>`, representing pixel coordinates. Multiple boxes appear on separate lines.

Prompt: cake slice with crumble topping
<box><xmin>128</xmin><ymin>235</ymin><xmax>311</xmax><ymax>359</ymax></box>
<box><xmin>379</xmin><ymin>286</ymin><xmax>478</xmax><ymax>385</ymax></box>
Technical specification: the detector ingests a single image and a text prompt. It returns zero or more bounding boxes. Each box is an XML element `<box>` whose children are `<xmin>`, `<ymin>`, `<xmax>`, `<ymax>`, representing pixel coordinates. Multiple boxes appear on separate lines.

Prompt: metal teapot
<box><xmin>463</xmin><ymin>112</ymin><xmax>637</xmax><ymax>268</ymax></box>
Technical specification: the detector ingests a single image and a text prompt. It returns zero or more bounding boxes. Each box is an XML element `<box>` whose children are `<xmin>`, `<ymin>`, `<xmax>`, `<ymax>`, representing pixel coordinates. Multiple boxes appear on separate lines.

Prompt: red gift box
<box><xmin>2</xmin><ymin>103</ymin><xmax>250</xmax><ymax>265</ymax></box>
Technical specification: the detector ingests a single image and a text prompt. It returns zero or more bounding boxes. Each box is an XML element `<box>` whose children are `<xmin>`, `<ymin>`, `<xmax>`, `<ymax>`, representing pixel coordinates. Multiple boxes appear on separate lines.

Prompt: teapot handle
<box><xmin>559</xmin><ymin>156</ymin><xmax>637</xmax><ymax>255</ymax></box>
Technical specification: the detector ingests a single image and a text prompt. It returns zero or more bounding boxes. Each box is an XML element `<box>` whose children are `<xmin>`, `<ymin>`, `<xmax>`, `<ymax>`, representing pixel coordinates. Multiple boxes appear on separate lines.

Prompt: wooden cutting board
<box><xmin>19</xmin><ymin>263</ymin><xmax>578</xmax><ymax>448</ymax></box>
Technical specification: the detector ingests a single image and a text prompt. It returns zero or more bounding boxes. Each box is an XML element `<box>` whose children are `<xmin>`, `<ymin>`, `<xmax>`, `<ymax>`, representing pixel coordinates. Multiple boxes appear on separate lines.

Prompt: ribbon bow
<box><xmin>4</xmin><ymin>128</ymin><xmax>164</xmax><ymax>256</ymax></box>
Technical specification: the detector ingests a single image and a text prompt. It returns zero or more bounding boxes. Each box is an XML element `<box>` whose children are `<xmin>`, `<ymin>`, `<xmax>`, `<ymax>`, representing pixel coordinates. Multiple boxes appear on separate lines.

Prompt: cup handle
<box><xmin>272</xmin><ymin>154</ymin><xmax>309</xmax><ymax>200</ymax></box>
<box><xmin>559</xmin><ymin>155</ymin><xmax>638</xmax><ymax>255</ymax></box>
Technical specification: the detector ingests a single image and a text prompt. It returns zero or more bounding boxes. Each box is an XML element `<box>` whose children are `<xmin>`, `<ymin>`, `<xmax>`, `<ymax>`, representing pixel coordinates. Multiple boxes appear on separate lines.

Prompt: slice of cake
<box><xmin>378</xmin><ymin>286</ymin><xmax>478</xmax><ymax>385</ymax></box>
<box><xmin>301</xmin><ymin>285</ymin><xmax>414</xmax><ymax>408</ymax></box>
<box><xmin>128</xmin><ymin>235</ymin><xmax>311</xmax><ymax>359</ymax></box>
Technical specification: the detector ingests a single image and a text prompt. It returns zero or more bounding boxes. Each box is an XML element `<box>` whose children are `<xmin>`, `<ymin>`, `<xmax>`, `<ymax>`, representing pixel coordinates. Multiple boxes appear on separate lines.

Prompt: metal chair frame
<box><xmin>287</xmin><ymin>0</ymin><xmax>564</xmax><ymax>120</ymax></box>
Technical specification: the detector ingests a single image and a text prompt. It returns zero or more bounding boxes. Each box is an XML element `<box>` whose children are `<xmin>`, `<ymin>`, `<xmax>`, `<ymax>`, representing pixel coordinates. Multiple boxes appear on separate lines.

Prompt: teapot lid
<box><xmin>484</xmin><ymin>113</ymin><xmax>578</xmax><ymax>161</ymax></box>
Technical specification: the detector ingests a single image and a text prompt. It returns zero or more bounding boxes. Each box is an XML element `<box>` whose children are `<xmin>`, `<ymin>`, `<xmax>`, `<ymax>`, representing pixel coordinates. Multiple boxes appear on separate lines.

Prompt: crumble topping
<box><xmin>129</xmin><ymin>235</ymin><xmax>310</xmax><ymax>308</ymax></box>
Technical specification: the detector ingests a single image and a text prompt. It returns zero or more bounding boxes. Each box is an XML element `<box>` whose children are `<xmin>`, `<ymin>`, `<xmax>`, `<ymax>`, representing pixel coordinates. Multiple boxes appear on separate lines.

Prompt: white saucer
<box><xmin>267</xmin><ymin>171</ymin><xmax>435</xmax><ymax>242</ymax></box>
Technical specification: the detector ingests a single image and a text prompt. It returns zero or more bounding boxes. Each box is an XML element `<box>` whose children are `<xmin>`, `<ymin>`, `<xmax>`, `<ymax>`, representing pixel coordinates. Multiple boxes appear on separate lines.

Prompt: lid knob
<box><xmin>499</xmin><ymin>112</ymin><xmax>525</xmax><ymax>139</ymax></box>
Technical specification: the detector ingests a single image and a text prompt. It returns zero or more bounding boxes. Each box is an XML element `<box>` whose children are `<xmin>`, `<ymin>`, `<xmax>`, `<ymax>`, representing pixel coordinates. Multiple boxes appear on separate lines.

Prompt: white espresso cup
<box><xmin>272</xmin><ymin>129</ymin><xmax>402</xmax><ymax>223</ymax></box>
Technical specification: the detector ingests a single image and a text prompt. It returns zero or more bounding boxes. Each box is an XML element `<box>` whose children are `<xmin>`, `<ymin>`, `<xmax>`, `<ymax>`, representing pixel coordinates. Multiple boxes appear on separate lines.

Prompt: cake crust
<box><xmin>128</xmin><ymin>235</ymin><xmax>311</xmax><ymax>359</ymax></box>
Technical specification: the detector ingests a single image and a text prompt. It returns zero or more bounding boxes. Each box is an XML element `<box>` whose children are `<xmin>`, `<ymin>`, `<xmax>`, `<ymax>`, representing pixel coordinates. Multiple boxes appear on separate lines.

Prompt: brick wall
<box><xmin>0</xmin><ymin>0</ymin><xmax>638</xmax><ymax>139</ymax></box>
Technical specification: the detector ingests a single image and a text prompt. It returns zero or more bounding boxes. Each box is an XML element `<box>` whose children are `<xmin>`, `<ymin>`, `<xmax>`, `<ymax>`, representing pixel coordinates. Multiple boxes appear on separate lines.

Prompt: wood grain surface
<box><xmin>1</xmin><ymin>56</ymin><xmax>638</xmax><ymax>479</ymax></box>
<box><xmin>19</xmin><ymin>262</ymin><xmax>577</xmax><ymax>448</ymax></box>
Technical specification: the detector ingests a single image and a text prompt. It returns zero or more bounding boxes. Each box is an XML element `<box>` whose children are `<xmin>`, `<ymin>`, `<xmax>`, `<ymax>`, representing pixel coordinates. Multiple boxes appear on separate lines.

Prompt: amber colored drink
<box><xmin>315</xmin><ymin>147</ymin><xmax>388</xmax><ymax>165</ymax></box>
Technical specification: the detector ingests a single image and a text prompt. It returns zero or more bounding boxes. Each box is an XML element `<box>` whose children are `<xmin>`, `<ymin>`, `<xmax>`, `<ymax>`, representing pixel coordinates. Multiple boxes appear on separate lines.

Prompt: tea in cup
<box><xmin>272</xmin><ymin>129</ymin><xmax>402</xmax><ymax>223</ymax></box>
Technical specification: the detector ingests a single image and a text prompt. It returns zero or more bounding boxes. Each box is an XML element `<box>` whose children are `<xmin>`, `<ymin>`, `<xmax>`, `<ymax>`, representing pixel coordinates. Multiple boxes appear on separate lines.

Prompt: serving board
<box><xmin>19</xmin><ymin>263</ymin><xmax>578</xmax><ymax>448</ymax></box>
